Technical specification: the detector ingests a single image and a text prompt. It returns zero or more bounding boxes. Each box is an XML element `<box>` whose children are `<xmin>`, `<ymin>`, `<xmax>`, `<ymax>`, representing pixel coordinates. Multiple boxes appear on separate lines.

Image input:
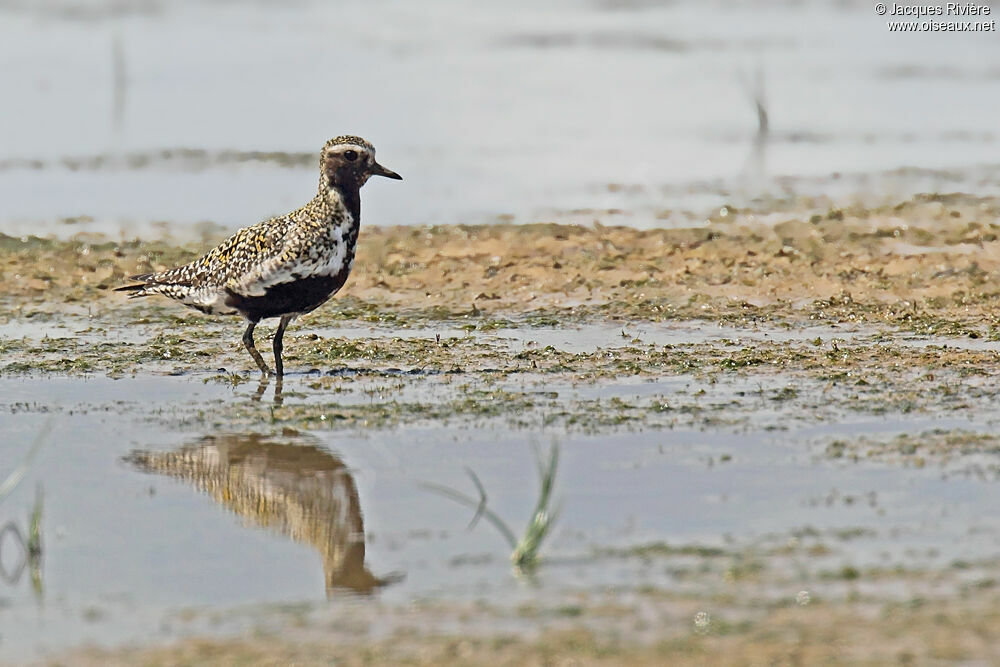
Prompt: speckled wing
<box><xmin>118</xmin><ymin>217</ymin><xmax>296</xmax><ymax>314</ymax></box>
<box><xmin>117</xmin><ymin>193</ymin><xmax>354</xmax><ymax>318</ymax></box>
<box><xmin>221</xmin><ymin>226</ymin><xmax>313</xmax><ymax>297</ymax></box>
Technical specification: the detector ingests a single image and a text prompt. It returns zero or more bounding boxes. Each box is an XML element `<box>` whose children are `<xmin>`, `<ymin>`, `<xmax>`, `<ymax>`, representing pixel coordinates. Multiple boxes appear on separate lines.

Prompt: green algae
<box><xmin>4</xmin><ymin>312</ymin><xmax>1000</xmax><ymax>433</ymax></box>
<box><xmin>3</xmin><ymin>205</ymin><xmax>1000</xmax><ymax>439</ymax></box>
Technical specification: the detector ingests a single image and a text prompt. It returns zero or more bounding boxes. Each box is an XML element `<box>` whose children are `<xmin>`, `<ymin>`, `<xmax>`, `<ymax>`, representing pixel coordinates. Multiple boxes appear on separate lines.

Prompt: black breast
<box><xmin>225</xmin><ymin>272</ymin><xmax>349</xmax><ymax>322</ymax></box>
<box><xmin>228</xmin><ymin>184</ymin><xmax>362</xmax><ymax>323</ymax></box>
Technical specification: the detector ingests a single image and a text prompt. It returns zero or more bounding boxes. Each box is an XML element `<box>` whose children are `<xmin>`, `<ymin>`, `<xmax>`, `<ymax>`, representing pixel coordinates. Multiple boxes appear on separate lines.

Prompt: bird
<box><xmin>116</xmin><ymin>135</ymin><xmax>401</xmax><ymax>377</ymax></box>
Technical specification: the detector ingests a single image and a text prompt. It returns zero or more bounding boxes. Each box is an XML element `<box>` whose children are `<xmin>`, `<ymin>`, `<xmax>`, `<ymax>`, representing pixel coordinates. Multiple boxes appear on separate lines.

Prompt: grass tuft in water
<box><xmin>421</xmin><ymin>443</ymin><xmax>560</xmax><ymax>572</ymax></box>
<box><xmin>511</xmin><ymin>445</ymin><xmax>560</xmax><ymax>570</ymax></box>
<box><xmin>28</xmin><ymin>485</ymin><xmax>43</xmax><ymax>596</ymax></box>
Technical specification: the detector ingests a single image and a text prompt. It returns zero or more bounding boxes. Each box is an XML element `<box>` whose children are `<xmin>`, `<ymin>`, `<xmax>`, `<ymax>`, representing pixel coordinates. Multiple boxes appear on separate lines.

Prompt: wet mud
<box><xmin>4</xmin><ymin>195</ymin><xmax>1000</xmax><ymax>664</ymax></box>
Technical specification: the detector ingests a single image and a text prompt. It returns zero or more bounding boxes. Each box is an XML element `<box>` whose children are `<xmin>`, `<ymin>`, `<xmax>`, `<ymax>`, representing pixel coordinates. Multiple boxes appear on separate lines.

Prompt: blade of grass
<box><xmin>463</xmin><ymin>467</ymin><xmax>488</xmax><ymax>531</ymax></box>
<box><xmin>0</xmin><ymin>422</ymin><xmax>51</xmax><ymax>505</ymax></box>
<box><xmin>28</xmin><ymin>484</ymin><xmax>43</xmax><ymax>558</ymax></box>
<box><xmin>29</xmin><ymin>484</ymin><xmax>43</xmax><ymax>597</ymax></box>
<box><xmin>418</xmin><ymin>480</ymin><xmax>519</xmax><ymax>550</ymax></box>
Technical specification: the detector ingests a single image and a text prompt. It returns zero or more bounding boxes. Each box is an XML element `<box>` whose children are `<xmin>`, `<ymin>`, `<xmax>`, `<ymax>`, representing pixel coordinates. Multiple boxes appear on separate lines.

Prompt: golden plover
<box><xmin>117</xmin><ymin>135</ymin><xmax>401</xmax><ymax>376</ymax></box>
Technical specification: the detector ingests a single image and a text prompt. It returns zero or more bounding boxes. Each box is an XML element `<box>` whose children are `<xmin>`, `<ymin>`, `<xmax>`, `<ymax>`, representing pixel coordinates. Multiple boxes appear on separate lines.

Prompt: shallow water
<box><xmin>3</xmin><ymin>325</ymin><xmax>1000</xmax><ymax>660</ymax></box>
<box><xmin>2</xmin><ymin>0</ymin><xmax>999</xmax><ymax>238</ymax></box>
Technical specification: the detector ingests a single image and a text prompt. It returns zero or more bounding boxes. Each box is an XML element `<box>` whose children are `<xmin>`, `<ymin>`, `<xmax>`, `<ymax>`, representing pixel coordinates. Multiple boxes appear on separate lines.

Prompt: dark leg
<box><xmin>273</xmin><ymin>314</ymin><xmax>293</xmax><ymax>377</ymax></box>
<box><xmin>242</xmin><ymin>319</ymin><xmax>272</xmax><ymax>376</ymax></box>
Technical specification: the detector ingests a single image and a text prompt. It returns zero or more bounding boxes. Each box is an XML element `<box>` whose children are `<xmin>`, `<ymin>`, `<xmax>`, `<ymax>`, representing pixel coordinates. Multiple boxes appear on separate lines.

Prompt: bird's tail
<box><xmin>113</xmin><ymin>274</ymin><xmax>156</xmax><ymax>298</ymax></box>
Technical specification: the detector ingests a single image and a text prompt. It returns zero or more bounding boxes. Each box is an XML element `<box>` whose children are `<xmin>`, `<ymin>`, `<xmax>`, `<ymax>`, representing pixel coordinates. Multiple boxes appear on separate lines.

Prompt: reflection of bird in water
<box><xmin>125</xmin><ymin>433</ymin><xmax>392</xmax><ymax>596</ymax></box>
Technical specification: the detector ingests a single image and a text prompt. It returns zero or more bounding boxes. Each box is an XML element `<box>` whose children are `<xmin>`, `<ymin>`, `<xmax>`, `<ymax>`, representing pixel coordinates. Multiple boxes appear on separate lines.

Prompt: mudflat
<box><xmin>4</xmin><ymin>194</ymin><xmax>1000</xmax><ymax>665</ymax></box>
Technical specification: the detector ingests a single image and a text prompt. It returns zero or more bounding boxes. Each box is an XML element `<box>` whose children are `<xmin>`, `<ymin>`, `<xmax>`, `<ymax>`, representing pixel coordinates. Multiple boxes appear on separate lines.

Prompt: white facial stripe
<box><xmin>333</xmin><ymin>144</ymin><xmax>369</xmax><ymax>156</ymax></box>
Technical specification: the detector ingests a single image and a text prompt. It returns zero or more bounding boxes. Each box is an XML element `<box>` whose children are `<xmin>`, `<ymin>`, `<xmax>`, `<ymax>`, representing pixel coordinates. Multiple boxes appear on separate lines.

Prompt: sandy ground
<box><xmin>3</xmin><ymin>193</ymin><xmax>1000</xmax><ymax>331</ymax></box>
<box><xmin>46</xmin><ymin>589</ymin><xmax>1000</xmax><ymax>666</ymax></box>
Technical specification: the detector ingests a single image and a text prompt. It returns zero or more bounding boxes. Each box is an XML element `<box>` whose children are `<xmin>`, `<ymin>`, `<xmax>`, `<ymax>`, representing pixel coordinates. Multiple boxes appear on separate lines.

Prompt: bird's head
<box><xmin>320</xmin><ymin>135</ymin><xmax>402</xmax><ymax>191</ymax></box>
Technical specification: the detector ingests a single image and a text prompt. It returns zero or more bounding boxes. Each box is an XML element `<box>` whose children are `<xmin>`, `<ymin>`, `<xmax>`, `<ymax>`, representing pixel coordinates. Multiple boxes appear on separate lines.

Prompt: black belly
<box><xmin>225</xmin><ymin>274</ymin><xmax>347</xmax><ymax>322</ymax></box>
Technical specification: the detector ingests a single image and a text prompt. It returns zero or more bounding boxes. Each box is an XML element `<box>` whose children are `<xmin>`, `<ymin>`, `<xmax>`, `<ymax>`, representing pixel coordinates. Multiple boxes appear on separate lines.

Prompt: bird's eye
<box><xmin>343</xmin><ymin>150</ymin><xmax>358</xmax><ymax>162</ymax></box>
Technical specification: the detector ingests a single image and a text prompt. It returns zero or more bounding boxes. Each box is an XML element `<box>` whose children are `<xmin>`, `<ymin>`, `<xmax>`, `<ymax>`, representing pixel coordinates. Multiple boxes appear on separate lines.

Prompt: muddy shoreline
<box><xmin>5</xmin><ymin>194</ymin><xmax>1000</xmax><ymax>665</ymax></box>
<box><xmin>4</xmin><ymin>193</ymin><xmax>1000</xmax><ymax>331</ymax></box>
